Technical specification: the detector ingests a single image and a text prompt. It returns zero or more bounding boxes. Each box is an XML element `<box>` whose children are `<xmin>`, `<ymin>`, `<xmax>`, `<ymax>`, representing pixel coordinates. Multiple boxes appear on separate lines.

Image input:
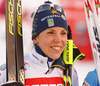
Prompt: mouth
<box><xmin>51</xmin><ymin>46</ymin><xmax>62</xmax><ymax>52</ymax></box>
<box><xmin>53</xmin><ymin>47</ymin><xmax>60</xmax><ymax>50</ymax></box>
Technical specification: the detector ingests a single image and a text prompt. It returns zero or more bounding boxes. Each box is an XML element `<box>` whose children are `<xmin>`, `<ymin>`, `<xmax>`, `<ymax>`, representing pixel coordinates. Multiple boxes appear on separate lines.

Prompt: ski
<box><xmin>93</xmin><ymin>0</ymin><xmax>100</xmax><ymax>36</ymax></box>
<box><xmin>84</xmin><ymin>0</ymin><xmax>100</xmax><ymax>84</ymax></box>
<box><xmin>4</xmin><ymin>0</ymin><xmax>25</xmax><ymax>86</ymax></box>
<box><xmin>5</xmin><ymin>0</ymin><xmax>16</xmax><ymax>82</ymax></box>
<box><xmin>14</xmin><ymin>0</ymin><xmax>24</xmax><ymax>84</ymax></box>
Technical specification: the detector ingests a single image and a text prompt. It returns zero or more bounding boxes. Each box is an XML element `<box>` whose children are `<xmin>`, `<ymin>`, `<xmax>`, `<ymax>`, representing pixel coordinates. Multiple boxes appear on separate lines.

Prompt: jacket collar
<box><xmin>34</xmin><ymin>44</ymin><xmax>65</xmax><ymax>70</ymax></box>
<box><xmin>51</xmin><ymin>56</ymin><xmax>65</xmax><ymax>70</ymax></box>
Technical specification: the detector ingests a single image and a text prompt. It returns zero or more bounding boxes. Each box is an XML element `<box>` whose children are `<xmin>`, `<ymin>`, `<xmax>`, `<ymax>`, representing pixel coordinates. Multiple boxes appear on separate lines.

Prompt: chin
<box><xmin>45</xmin><ymin>53</ymin><xmax>61</xmax><ymax>60</ymax></box>
<box><xmin>50</xmin><ymin>55</ymin><xmax>61</xmax><ymax>60</ymax></box>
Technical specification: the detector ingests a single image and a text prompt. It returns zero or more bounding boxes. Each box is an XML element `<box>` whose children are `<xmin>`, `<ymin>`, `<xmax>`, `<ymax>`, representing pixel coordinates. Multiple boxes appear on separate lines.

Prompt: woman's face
<box><xmin>33</xmin><ymin>27</ymin><xmax>67</xmax><ymax>60</ymax></box>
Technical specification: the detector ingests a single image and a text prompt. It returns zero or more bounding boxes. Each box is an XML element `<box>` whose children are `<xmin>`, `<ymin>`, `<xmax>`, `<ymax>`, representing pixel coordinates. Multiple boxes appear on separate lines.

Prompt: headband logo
<box><xmin>47</xmin><ymin>18</ymin><xmax>54</xmax><ymax>27</ymax></box>
<box><xmin>50</xmin><ymin>9</ymin><xmax>59</xmax><ymax>14</ymax></box>
<box><xmin>61</xmin><ymin>15</ymin><xmax>66</xmax><ymax>20</ymax></box>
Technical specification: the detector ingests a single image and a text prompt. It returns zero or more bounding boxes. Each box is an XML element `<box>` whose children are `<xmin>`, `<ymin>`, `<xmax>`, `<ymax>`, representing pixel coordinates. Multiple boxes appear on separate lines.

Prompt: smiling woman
<box><xmin>33</xmin><ymin>27</ymin><xmax>67</xmax><ymax>60</ymax></box>
<box><xmin>0</xmin><ymin>0</ymin><xmax>79</xmax><ymax>86</ymax></box>
<box><xmin>24</xmin><ymin>1</ymin><xmax>79</xmax><ymax>86</ymax></box>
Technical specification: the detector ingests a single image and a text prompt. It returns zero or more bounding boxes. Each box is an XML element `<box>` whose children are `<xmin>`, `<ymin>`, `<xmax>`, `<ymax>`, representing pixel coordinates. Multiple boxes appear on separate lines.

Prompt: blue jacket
<box><xmin>83</xmin><ymin>69</ymin><xmax>100</xmax><ymax>86</ymax></box>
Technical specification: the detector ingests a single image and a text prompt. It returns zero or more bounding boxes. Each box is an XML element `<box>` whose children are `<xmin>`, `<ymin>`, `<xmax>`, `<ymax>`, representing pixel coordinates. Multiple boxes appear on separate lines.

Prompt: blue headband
<box><xmin>32</xmin><ymin>9</ymin><xmax>68</xmax><ymax>40</ymax></box>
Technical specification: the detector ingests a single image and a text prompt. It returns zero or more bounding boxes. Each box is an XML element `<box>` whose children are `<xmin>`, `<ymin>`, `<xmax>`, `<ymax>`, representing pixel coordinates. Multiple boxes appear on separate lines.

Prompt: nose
<box><xmin>53</xmin><ymin>33</ymin><xmax>61</xmax><ymax>43</ymax></box>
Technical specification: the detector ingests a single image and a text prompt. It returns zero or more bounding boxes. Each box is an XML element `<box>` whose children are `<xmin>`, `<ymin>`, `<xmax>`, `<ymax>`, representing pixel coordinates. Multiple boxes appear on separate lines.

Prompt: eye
<box><xmin>47</xmin><ymin>31</ymin><xmax>54</xmax><ymax>34</ymax></box>
<box><xmin>62</xmin><ymin>32</ymin><xmax>67</xmax><ymax>35</ymax></box>
<box><xmin>61</xmin><ymin>31</ymin><xmax>67</xmax><ymax>35</ymax></box>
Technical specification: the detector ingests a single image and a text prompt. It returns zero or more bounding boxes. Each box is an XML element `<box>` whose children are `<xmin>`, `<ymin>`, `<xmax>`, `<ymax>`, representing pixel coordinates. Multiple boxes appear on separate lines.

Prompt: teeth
<box><xmin>53</xmin><ymin>47</ymin><xmax>60</xmax><ymax>50</ymax></box>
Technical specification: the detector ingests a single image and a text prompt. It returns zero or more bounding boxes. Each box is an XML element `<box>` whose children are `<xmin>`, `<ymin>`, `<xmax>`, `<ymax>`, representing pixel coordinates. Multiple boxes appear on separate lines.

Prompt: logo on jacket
<box><xmin>0</xmin><ymin>64</ymin><xmax>6</xmax><ymax>71</ymax></box>
<box><xmin>40</xmin><ymin>60</ymin><xmax>44</xmax><ymax>64</ymax></box>
<box><xmin>83</xmin><ymin>81</ymin><xmax>90</xmax><ymax>86</ymax></box>
<box><xmin>24</xmin><ymin>62</ymin><xmax>30</xmax><ymax>71</ymax></box>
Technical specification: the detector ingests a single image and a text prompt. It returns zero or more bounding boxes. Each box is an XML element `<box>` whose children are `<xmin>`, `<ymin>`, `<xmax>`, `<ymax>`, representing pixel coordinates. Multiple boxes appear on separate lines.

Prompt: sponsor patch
<box><xmin>61</xmin><ymin>15</ymin><xmax>66</xmax><ymax>20</ymax></box>
<box><xmin>40</xmin><ymin>60</ymin><xmax>44</xmax><ymax>64</ymax></box>
<box><xmin>83</xmin><ymin>81</ymin><xmax>90</xmax><ymax>86</ymax></box>
<box><xmin>50</xmin><ymin>9</ymin><xmax>59</xmax><ymax>14</ymax></box>
<box><xmin>24</xmin><ymin>62</ymin><xmax>30</xmax><ymax>71</ymax></box>
<box><xmin>47</xmin><ymin>18</ymin><xmax>54</xmax><ymax>27</ymax></box>
<box><xmin>41</xmin><ymin>15</ymin><xmax>60</xmax><ymax>21</ymax></box>
<box><xmin>0</xmin><ymin>64</ymin><xmax>6</xmax><ymax>71</ymax></box>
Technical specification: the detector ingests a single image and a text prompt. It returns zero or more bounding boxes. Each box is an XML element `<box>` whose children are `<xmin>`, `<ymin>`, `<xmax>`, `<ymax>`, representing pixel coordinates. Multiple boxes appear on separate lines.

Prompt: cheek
<box><xmin>42</xmin><ymin>38</ymin><xmax>52</xmax><ymax>46</ymax></box>
<box><xmin>63</xmin><ymin>36</ymin><xmax>68</xmax><ymax>43</ymax></box>
<box><xmin>63</xmin><ymin>37</ymin><xmax>68</xmax><ymax>47</ymax></box>
<box><xmin>65</xmin><ymin>39</ymin><xmax>68</xmax><ymax>44</ymax></box>
<box><xmin>43</xmin><ymin>36</ymin><xmax>53</xmax><ymax>43</ymax></box>
<box><xmin>39</xmin><ymin>36</ymin><xmax>51</xmax><ymax>46</ymax></box>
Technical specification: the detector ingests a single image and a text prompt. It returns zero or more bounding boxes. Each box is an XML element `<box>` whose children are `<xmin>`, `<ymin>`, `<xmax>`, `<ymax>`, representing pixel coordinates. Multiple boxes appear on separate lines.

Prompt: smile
<box><xmin>53</xmin><ymin>47</ymin><xmax>60</xmax><ymax>50</ymax></box>
<box><xmin>52</xmin><ymin>47</ymin><xmax>62</xmax><ymax>51</ymax></box>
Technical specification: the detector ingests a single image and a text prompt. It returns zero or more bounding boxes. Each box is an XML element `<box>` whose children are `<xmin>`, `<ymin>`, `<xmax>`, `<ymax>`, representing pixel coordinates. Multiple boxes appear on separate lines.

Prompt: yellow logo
<box><xmin>40</xmin><ymin>60</ymin><xmax>44</xmax><ymax>63</ymax></box>
<box><xmin>47</xmin><ymin>18</ymin><xmax>54</xmax><ymax>27</ymax></box>
<box><xmin>61</xmin><ymin>15</ymin><xmax>66</xmax><ymax>20</ymax></box>
<box><xmin>50</xmin><ymin>10</ymin><xmax>59</xmax><ymax>14</ymax></box>
<box><xmin>8</xmin><ymin>0</ymin><xmax>14</xmax><ymax>35</ymax></box>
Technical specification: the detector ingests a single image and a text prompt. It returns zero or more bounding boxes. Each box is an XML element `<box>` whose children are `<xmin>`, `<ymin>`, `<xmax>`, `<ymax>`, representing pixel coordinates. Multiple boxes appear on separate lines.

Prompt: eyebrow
<box><xmin>48</xmin><ymin>29</ymin><xmax>55</xmax><ymax>31</ymax></box>
<box><xmin>48</xmin><ymin>28</ymin><xmax>67</xmax><ymax>32</ymax></box>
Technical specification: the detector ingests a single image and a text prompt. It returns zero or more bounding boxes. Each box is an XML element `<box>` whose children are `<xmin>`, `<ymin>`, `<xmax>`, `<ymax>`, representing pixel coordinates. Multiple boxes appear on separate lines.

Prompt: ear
<box><xmin>33</xmin><ymin>37</ymin><xmax>38</xmax><ymax>44</ymax></box>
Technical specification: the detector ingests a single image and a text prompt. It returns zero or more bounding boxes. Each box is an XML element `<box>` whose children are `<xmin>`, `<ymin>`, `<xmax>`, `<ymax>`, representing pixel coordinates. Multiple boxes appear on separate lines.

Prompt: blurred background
<box><xmin>0</xmin><ymin>0</ymin><xmax>95</xmax><ymax>86</ymax></box>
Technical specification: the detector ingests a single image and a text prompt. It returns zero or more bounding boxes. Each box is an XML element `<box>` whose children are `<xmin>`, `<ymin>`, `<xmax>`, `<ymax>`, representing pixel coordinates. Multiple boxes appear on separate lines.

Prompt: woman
<box><xmin>0</xmin><ymin>1</ymin><xmax>79</xmax><ymax>86</ymax></box>
<box><xmin>24</xmin><ymin>1</ymin><xmax>79</xmax><ymax>86</ymax></box>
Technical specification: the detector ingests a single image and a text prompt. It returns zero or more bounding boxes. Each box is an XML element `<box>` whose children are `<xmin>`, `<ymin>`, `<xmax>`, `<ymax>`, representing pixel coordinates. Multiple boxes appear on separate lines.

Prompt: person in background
<box><xmin>83</xmin><ymin>69</ymin><xmax>99</xmax><ymax>86</ymax></box>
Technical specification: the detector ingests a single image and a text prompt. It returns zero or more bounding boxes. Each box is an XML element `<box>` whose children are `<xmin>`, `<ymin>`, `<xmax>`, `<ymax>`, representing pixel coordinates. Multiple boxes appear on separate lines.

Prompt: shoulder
<box><xmin>0</xmin><ymin>63</ymin><xmax>6</xmax><ymax>72</ymax></box>
<box><xmin>72</xmin><ymin>67</ymin><xmax>79</xmax><ymax>86</ymax></box>
<box><xmin>24</xmin><ymin>53</ymin><xmax>32</xmax><ymax>66</ymax></box>
<box><xmin>88</xmin><ymin>69</ymin><xmax>97</xmax><ymax>75</ymax></box>
<box><xmin>85</xmin><ymin>69</ymin><xmax>97</xmax><ymax>80</ymax></box>
<box><xmin>83</xmin><ymin>69</ymin><xmax>99</xmax><ymax>86</ymax></box>
<box><xmin>0</xmin><ymin>63</ymin><xmax>6</xmax><ymax>85</ymax></box>
<box><xmin>72</xmin><ymin>67</ymin><xmax>78</xmax><ymax>77</ymax></box>
<box><xmin>24</xmin><ymin>53</ymin><xmax>30</xmax><ymax>58</ymax></box>
<box><xmin>24</xmin><ymin>53</ymin><xmax>31</xmax><ymax>61</ymax></box>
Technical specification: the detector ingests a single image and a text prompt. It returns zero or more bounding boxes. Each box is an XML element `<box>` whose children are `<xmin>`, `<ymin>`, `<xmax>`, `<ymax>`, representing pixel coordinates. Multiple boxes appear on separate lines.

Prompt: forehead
<box><xmin>47</xmin><ymin>27</ymin><xmax>67</xmax><ymax>31</ymax></box>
